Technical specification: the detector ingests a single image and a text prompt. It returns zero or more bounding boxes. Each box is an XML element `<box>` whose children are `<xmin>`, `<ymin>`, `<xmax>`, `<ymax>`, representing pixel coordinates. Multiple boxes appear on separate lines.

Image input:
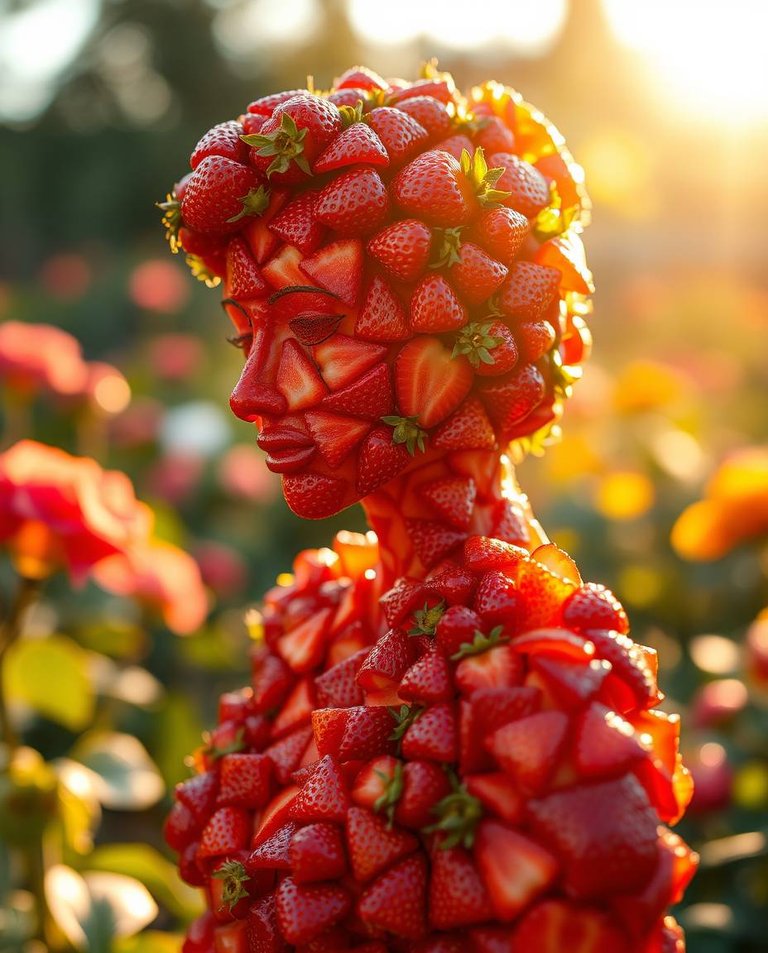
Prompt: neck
<box><xmin>361</xmin><ymin>449</ymin><xmax>547</xmax><ymax>589</ymax></box>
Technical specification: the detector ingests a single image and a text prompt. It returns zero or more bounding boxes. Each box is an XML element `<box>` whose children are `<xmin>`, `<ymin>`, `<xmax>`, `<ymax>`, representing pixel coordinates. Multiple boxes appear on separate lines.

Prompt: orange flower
<box><xmin>0</xmin><ymin>440</ymin><xmax>152</xmax><ymax>582</ymax></box>
<box><xmin>0</xmin><ymin>322</ymin><xmax>90</xmax><ymax>397</ymax></box>
<box><xmin>672</xmin><ymin>447</ymin><xmax>768</xmax><ymax>560</ymax></box>
<box><xmin>92</xmin><ymin>539</ymin><xmax>208</xmax><ymax>635</ymax></box>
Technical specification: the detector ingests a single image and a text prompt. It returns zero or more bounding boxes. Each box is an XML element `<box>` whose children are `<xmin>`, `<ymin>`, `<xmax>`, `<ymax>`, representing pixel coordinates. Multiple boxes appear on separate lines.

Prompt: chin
<box><xmin>281</xmin><ymin>469</ymin><xmax>357</xmax><ymax>520</ymax></box>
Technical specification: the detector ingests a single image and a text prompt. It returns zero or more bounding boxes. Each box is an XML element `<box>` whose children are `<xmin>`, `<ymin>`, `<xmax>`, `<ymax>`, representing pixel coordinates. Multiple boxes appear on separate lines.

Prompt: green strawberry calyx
<box><xmin>381</xmin><ymin>415</ymin><xmax>427</xmax><ymax>456</ymax></box>
<box><xmin>424</xmin><ymin>774</ymin><xmax>483</xmax><ymax>849</ymax></box>
<box><xmin>242</xmin><ymin>112</ymin><xmax>312</xmax><ymax>177</ymax></box>
<box><xmin>430</xmin><ymin>226</ymin><xmax>464</xmax><ymax>270</ymax></box>
<box><xmin>227</xmin><ymin>184</ymin><xmax>271</xmax><ymax>224</ymax></box>
<box><xmin>373</xmin><ymin>760</ymin><xmax>405</xmax><ymax>826</ymax></box>
<box><xmin>452</xmin><ymin>321</ymin><xmax>502</xmax><ymax>368</ymax></box>
<box><xmin>450</xmin><ymin>625</ymin><xmax>509</xmax><ymax>660</ymax></box>
<box><xmin>157</xmin><ymin>191</ymin><xmax>181</xmax><ymax>252</ymax></box>
<box><xmin>212</xmin><ymin>860</ymin><xmax>250</xmax><ymax>911</ymax></box>
<box><xmin>461</xmin><ymin>146</ymin><xmax>510</xmax><ymax>208</ymax></box>
<box><xmin>408</xmin><ymin>599</ymin><xmax>447</xmax><ymax>637</ymax></box>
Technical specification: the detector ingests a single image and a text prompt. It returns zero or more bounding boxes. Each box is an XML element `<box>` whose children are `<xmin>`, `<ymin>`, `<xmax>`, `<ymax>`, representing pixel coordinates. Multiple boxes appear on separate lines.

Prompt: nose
<box><xmin>229</xmin><ymin>325</ymin><xmax>288</xmax><ymax>421</ymax></box>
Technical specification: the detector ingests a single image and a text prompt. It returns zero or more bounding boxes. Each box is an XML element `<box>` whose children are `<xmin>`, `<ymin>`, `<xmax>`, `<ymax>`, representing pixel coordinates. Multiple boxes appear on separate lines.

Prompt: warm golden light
<box><xmin>603</xmin><ymin>0</ymin><xmax>768</xmax><ymax>126</ymax></box>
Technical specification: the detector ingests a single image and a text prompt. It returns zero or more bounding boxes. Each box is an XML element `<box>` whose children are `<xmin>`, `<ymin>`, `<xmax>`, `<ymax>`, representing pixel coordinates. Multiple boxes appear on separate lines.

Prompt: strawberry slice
<box><xmin>313</xmin><ymin>333</ymin><xmax>386</xmax><ymax>390</ymax></box>
<box><xmin>346</xmin><ymin>806</ymin><xmax>418</xmax><ymax>882</ymax></box>
<box><xmin>262</xmin><ymin>244</ymin><xmax>310</xmax><ymax>289</ymax></box>
<box><xmin>314</xmin><ymin>649</ymin><xmax>368</xmax><ymax>708</ymax></box>
<box><xmin>275</xmin><ymin>876</ymin><xmax>351</xmax><ymax>945</ymax></box>
<box><xmin>394</xmin><ymin>336</ymin><xmax>473</xmax><ymax>429</ymax></box>
<box><xmin>269</xmin><ymin>191</ymin><xmax>326</xmax><ymax>255</ymax></box>
<box><xmin>529</xmin><ymin>656</ymin><xmax>612</xmax><ymax>710</ymax></box>
<box><xmin>475</xmin><ymin>820</ymin><xmax>558</xmax><ymax>921</ymax></box>
<box><xmin>226</xmin><ymin>237</ymin><xmax>269</xmax><ymax>299</ymax></box>
<box><xmin>486</xmin><ymin>710</ymin><xmax>569</xmax><ymax>794</ymax></box>
<box><xmin>305</xmin><ymin>410</ymin><xmax>371</xmax><ymax>469</ymax></box>
<box><xmin>277</xmin><ymin>607</ymin><xmax>333</xmax><ymax>673</ymax></box>
<box><xmin>410</xmin><ymin>274</ymin><xmax>468</xmax><ymax>333</ymax></box>
<box><xmin>509</xmin><ymin>899</ymin><xmax>627</xmax><ymax>953</ymax></box>
<box><xmin>455</xmin><ymin>641</ymin><xmax>523</xmax><ymax>695</ymax></box>
<box><xmin>357</xmin><ymin>853</ymin><xmax>428</xmax><ymax>940</ymax></box>
<box><xmin>465</xmin><ymin>772</ymin><xmax>525</xmax><ymax>825</ymax></box>
<box><xmin>321</xmin><ymin>362</ymin><xmax>394</xmax><ymax>419</ymax></box>
<box><xmin>276</xmin><ymin>339</ymin><xmax>326</xmax><ymax>411</ymax></box>
<box><xmin>574</xmin><ymin>702</ymin><xmax>649</xmax><ymax>778</ymax></box>
<box><xmin>356</xmin><ymin>628</ymin><xmax>412</xmax><ymax>692</ymax></box>
<box><xmin>418</xmin><ymin>476</ymin><xmax>476</xmax><ymax>530</ymax></box>
<box><xmin>355</xmin><ymin>276</ymin><xmax>410</xmax><ymax>342</ymax></box>
<box><xmin>313</xmin><ymin>121</ymin><xmax>390</xmax><ymax>172</ymax></box>
<box><xmin>432</xmin><ymin>397</ymin><xmax>497</xmax><ymax>451</ymax></box>
<box><xmin>299</xmin><ymin>238</ymin><xmax>363</xmax><ymax>306</ymax></box>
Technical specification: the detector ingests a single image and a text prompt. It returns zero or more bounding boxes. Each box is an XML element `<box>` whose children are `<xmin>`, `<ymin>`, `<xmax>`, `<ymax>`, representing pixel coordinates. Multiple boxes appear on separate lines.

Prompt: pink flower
<box><xmin>0</xmin><ymin>440</ymin><xmax>152</xmax><ymax>583</ymax></box>
<box><xmin>93</xmin><ymin>539</ymin><xmax>208</xmax><ymax>635</ymax></box>
<box><xmin>0</xmin><ymin>322</ymin><xmax>89</xmax><ymax>397</ymax></box>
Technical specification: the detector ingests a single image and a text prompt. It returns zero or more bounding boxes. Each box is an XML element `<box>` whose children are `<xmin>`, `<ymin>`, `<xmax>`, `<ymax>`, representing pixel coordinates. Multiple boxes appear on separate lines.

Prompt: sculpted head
<box><xmin>163</xmin><ymin>67</ymin><xmax>593</xmax><ymax>519</ymax></box>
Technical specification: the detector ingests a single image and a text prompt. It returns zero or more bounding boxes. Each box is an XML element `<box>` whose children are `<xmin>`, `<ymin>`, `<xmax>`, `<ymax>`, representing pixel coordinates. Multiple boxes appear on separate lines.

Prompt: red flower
<box><xmin>0</xmin><ymin>322</ymin><xmax>90</xmax><ymax>397</ymax></box>
<box><xmin>0</xmin><ymin>440</ymin><xmax>152</xmax><ymax>583</ymax></box>
<box><xmin>93</xmin><ymin>539</ymin><xmax>208</xmax><ymax>635</ymax></box>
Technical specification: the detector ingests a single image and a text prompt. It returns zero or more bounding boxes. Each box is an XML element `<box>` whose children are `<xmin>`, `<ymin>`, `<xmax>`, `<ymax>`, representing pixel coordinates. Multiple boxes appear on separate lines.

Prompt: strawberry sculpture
<box><xmin>160</xmin><ymin>65</ymin><xmax>696</xmax><ymax>953</ymax></box>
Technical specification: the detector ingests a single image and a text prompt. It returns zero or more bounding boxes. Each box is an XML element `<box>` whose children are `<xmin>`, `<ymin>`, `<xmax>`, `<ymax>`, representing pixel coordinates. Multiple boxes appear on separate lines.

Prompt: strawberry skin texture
<box><xmin>181</xmin><ymin>156</ymin><xmax>265</xmax><ymax>235</ymax></box>
<box><xmin>314</xmin><ymin>168</ymin><xmax>390</xmax><ymax>237</ymax></box>
<box><xmin>393</xmin><ymin>150</ymin><xmax>478</xmax><ymax>227</ymax></box>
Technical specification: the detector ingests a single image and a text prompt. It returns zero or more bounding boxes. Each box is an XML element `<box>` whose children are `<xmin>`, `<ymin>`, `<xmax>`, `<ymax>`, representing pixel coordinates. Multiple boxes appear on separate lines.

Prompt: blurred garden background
<box><xmin>0</xmin><ymin>0</ymin><xmax>767</xmax><ymax>950</ymax></box>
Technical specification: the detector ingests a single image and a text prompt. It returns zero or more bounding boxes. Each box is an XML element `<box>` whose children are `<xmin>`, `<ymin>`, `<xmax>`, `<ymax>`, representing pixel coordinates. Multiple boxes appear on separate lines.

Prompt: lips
<box><xmin>257</xmin><ymin>426</ymin><xmax>316</xmax><ymax>473</ymax></box>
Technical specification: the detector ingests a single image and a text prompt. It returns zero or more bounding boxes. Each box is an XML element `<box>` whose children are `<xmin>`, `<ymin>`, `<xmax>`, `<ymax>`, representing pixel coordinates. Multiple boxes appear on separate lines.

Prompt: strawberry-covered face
<box><xmin>164</xmin><ymin>68</ymin><xmax>594</xmax><ymax>519</ymax></box>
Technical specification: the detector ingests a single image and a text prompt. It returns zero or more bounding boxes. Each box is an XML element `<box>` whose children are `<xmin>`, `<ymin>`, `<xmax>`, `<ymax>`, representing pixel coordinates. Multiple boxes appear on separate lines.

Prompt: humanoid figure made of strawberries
<box><xmin>160</xmin><ymin>63</ymin><xmax>697</xmax><ymax>953</ymax></box>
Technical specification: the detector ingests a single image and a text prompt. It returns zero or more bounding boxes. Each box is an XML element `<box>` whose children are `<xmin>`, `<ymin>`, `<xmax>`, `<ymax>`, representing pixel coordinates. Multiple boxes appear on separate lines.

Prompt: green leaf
<box><xmin>85</xmin><ymin>843</ymin><xmax>203</xmax><ymax>921</ymax></box>
<box><xmin>5</xmin><ymin>634</ymin><xmax>94</xmax><ymax>731</ymax></box>
<box><xmin>72</xmin><ymin>732</ymin><xmax>165</xmax><ymax>810</ymax></box>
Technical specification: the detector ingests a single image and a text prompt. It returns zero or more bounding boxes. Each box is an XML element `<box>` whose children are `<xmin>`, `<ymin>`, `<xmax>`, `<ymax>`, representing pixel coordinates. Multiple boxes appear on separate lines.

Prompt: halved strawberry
<box><xmin>313</xmin><ymin>122</ymin><xmax>390</xmax><ymax>173</ymax></box>
<box><xmin>322</xmin><ymin>362</ymin><xmax>394</xmax><ymax>419</ymax></box>
<box><xmin>410</xmin><ymin>274</ymin><xmax>468</xmax><ymax>333</ymax></box>
<box><xmin>367</xmin><ymin>219</ymin><xmax>432</xmax><ymax>283</ymax></box>
<box><xmin>346</xmin><ymin>806</ymin><xmax>418</xmax><ymax>882</ymax></box>
<box><xmin>405</xmin><ymin>519</ymin><xmax>466</xmax><ymax>568</ymax></box>
<box><xmin>357</xmin><ymin>853</ymin><xmax>427</xmax><ymax>940</ymax></box>
<box><xmin>574</xmin><ymin>703</ymin><xmax>649</xmax><ymax>779</ymax></box>
<box><xmin>313</xmin><ymin>334</ymin><xmax>386</xmax><ymax>390</ymax></box>
<box><xmin>276</xmin><ymin>339</ymin><xmax>327</xmax><ymax>411</ymax></box>
<box><xmin>217</xmin><ymin>753</ymin><xmax>272</xmax><ymax>809</ymax></box>
<box><xmin>278</xmin><ymin>606</ymin><xmax>334</xmax><ymax>672</ymax></box>
<box><xmin>429</xmin><ymin>840</ymin><xmax>494</xmax><ymax>929</ymax></box>
<box><xmin>289</xmin><ymin>822</ymin><xmax>347</xmax><ymax>883</ymax></box>
<box><xmin>475</xmin><ymin>820</ymin><xmax>559</xmax><ymax>920</ymax></box>
<box><xmin>262</xmin><ymin>244</ymin><xmax>309</xmax><ymax>289</ymax></box>
<box><xmin>394</xmin><ymin>337</ymin><xmax>473</xmax><ymax>429</ymax></box>
<box><xmin>290</xmin><ymin>754</ymin><xmax>350</xmax><ymax>823</ymax></box>
<box><xmin>314</xmin><ymin>168</ymin><xmax>390</xmax><ymax>237</ymax></box>
<box><xmin>527</xmin><ymin>775</ymin><xmax>659</xmax><ymax>899</ymax></box>
<box><xmin>355</xmin><ymin>276</ymin><xmax>410</xmax><ymax>343</ymax></box>
<box><xmin>275</xmin><ymin>876</ymin><xmax>351</xmax><ymax>945</ymax></box>
<box><xmin>356</xmin><ymin>426</ymin><xmax>412</xmax><ymax>496</ymax></box>
<box><xmin>465</xmin><ymin>772</ymin><xmax>525</xmax><ymax>825</ymax></box>
<box><xmin>486</xmin><ymin>710</ymin><xmax>569</xmax><ymax>794</ymax></box>
<box><xmin>356</xmin><ymin>628</ymin><xmax>412</xmax><ymax>693</ymax></box>
<box><xmin>226</xmin><ymin>237</ymin><xmax>269</xmax><ymax>299</ymax></box>
<box><xmin>269</xmin><ymin>192</ymin><xmax>326</xmax><ymax>255</ymax></box>
<box><xmin>402</xmin><ymin>703</ymin><xmax>457</xmax><ymax>763</ymax></box>
<box><xmin>529</xmin><ymin>656</ymin><xmax>612</xmax><ymax>710</ymax></box>
<box><xmin>300</xmin><ymin>239</ymin><xmax>363</xmax><ymax>307</ymax></box>
<box><xmin>454</xmin><ymin>639</ymin><xmax>523</xmax><ymax>695</ymax></box>
<box><xmin>509</xmin><ymin>899</ymin><xmax>627</xmax><ymax>953</ymax></box>
<box><xmin>432</xmin><ymin>397</ymin><xmax>497</xmax><ymax>451</ymax></box>
<box><xmin>305</xmin><ymin>411</ymin><xmax>371</xmax><ymax>469</ymax></box>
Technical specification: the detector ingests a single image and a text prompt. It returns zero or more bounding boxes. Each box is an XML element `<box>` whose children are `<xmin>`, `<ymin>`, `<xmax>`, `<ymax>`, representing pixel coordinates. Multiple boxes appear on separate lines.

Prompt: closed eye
<box><xmin>227</xmin><ymin>332</ymin><xmax>254</xmax><ymax>350</ymax></box>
